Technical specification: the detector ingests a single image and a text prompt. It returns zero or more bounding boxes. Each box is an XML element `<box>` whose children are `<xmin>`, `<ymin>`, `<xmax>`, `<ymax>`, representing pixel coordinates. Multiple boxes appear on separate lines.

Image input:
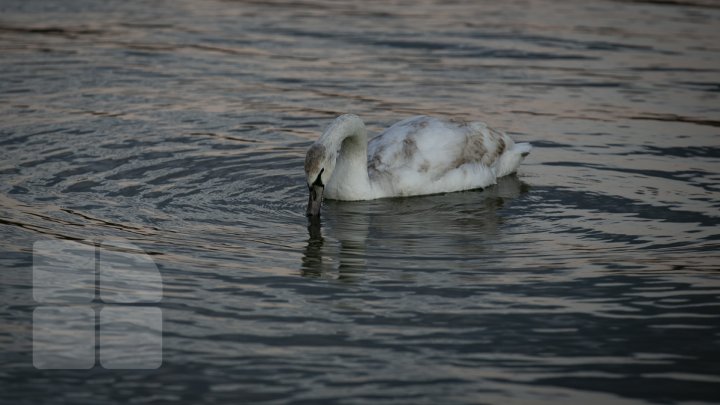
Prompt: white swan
<box><xmin>305</xmin><ymin>114</ymin><xmax>531</xmax><ymax>216</ymax></box>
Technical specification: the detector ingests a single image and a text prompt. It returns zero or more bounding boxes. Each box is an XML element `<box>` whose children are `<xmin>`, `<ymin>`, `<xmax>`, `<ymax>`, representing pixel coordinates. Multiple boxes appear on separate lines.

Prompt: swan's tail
<box><xmin>496</xmin><ymin>142</ymin><xmax>531</xmax><ymax>178</ymax></box>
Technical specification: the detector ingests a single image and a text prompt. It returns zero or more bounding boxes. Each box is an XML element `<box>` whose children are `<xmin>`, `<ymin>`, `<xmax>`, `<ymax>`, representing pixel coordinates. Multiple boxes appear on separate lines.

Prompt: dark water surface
<box><xmin>1</xmin><ymin>0</ymin><xmax>720</xmax><ymax>403</ymax></box>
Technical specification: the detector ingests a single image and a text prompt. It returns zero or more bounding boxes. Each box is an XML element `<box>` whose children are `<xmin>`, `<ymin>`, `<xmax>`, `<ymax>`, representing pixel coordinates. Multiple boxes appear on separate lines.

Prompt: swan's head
<box><xmin>304</xmin><ymin>143</ymin><xmax>336</xmax><ymax>217</ymax></box>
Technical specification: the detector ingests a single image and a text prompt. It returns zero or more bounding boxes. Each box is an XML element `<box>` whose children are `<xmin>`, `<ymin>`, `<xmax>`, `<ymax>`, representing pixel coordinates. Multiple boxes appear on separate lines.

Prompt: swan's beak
<box><xmin>306</xmin><ymin>184</ymin><xmax>324</xmax><ymax>217</ymax></box>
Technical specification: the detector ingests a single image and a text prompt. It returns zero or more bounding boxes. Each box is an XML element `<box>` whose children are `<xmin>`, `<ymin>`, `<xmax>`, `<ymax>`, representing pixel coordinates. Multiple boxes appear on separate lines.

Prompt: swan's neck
<box><xmin>321</xmin><ymin>115</ymin><xmax>374</xmax><ymax>200</ymax></box>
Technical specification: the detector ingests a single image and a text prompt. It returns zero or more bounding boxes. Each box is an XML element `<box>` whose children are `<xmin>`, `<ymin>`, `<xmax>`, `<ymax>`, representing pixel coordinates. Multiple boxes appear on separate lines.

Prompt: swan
<box><xmin>305</xmin><ymin>114</ymin><xmax>531</xmax><ymax>217</ymax></box>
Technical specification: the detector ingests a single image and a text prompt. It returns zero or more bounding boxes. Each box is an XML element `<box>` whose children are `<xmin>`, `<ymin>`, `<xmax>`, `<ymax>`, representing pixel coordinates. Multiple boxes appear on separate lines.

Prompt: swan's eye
<box><xmin>312</xmin><ymin>168</ymin><xmax>325</xmax><ymax>188</ymax></box>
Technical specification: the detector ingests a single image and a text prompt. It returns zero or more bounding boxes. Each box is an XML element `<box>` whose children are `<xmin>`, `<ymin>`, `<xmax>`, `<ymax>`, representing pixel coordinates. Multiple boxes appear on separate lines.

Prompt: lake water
<box><xmin>1</xmin><ymin>0</ymin><xmax>719</xmax><ymax>403</ymax></box>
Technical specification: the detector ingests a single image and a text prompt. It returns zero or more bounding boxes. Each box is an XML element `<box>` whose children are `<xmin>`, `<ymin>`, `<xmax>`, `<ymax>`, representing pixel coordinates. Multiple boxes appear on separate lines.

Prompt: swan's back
<box><xmin>367</xmin><ymin>116</ymin><xmax>529</xmax><ymax>197</ymax></box>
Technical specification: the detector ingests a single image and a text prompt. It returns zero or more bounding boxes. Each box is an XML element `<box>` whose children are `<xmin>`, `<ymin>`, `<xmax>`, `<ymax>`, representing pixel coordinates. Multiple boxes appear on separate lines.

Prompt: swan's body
<box><xmin>305</xmin><ymin>114</ymin><xmax>531</xmax><ymax>215</ymax></box>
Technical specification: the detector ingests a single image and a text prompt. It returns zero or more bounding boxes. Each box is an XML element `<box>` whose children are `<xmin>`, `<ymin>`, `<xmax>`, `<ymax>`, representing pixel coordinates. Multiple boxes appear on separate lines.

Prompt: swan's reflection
<box><xmin>301</xmin><ymin>175</ymin><xmax>529</xmax><ymax>279</ymax></box>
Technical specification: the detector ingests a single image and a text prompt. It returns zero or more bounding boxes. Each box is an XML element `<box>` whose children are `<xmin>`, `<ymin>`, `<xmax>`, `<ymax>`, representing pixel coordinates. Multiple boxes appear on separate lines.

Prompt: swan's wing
<box><xmin>367</xmin><ymin>116</ymin><xmax>512</xmax><ymax>181</ymax></box>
